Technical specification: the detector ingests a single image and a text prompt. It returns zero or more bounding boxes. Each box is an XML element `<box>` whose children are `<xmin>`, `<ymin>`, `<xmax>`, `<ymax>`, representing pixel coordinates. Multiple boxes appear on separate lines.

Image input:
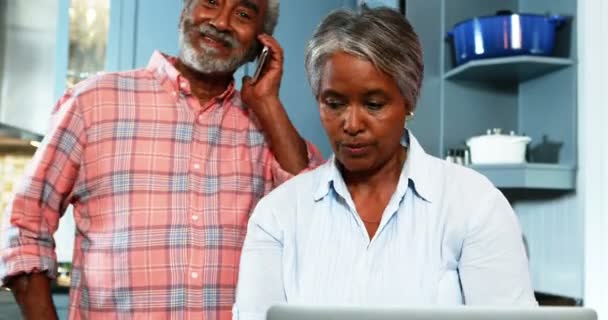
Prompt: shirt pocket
<box><xmin>216</xmin><ymin>143</ymin><xmax>267</xmax><ymax>225</ymax></box>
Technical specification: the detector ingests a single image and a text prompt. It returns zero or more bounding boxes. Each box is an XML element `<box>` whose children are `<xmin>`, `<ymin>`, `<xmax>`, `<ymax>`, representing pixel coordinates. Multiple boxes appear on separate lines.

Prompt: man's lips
<box><xmin>199</xmin><ymin>34</ymin><xmax>230</xmax><ymax>49</ymax></box>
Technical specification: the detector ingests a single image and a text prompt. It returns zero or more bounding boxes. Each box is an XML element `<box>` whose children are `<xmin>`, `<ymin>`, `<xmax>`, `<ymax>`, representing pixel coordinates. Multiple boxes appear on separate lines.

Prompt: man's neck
<box><xmin>175</xmin><ymin>59</ymin><xmax>234</xmax><ymax>105</ymax></box>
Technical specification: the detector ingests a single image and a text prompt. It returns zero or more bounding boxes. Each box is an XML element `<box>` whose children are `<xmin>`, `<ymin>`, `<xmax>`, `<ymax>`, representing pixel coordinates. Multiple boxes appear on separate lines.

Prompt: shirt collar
<box><xmin>146</xmin><ymin>50</ymin><xmax>237</xmax><ymax>102</ymax></box>
<box><xmin>313</xmin><ymin>129</ymin><xmax>434</xmax><ymax>203</ymax></box>
<box><xmin>401</xmin><ymin>130</ymin><xmax>433</xmax><ymax>203</ymax></box>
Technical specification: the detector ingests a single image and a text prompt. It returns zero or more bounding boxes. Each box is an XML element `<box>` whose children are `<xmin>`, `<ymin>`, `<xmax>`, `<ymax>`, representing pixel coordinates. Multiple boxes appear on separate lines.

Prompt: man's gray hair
<box><xmin>304</xmin><ymin>7</ymin><xmax>424</xmax><ymax>110</ymax></box>
<box><xmin>182</xmin><ymin>0</ymin><xmax>280</xmax><ymax>35</ymax></box>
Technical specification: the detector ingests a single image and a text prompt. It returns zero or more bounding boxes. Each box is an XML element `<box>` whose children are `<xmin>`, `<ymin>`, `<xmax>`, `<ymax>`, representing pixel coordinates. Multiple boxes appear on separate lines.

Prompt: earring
<box><xmin>406</xmin><ymin>111</ymin><xmax>415</xmax><ymax>121</ymax></box>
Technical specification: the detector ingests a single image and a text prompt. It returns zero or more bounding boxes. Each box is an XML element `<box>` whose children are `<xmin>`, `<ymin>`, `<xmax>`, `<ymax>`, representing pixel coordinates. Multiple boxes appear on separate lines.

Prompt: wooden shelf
<box><xmin>444</xmin><ymin>56</ymin><xmax>574</xmax><ymax>83</ymax></box>
<box><xmin>468</xmin><ymin>163</ymin><xmax>576</xmax><ymax>190</ymax></box>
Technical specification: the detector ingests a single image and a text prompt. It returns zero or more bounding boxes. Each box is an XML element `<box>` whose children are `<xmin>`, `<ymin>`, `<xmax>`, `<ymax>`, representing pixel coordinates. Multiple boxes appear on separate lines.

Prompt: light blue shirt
<box><xmin>233</xmin><ymin>131</ymin><xmax>536</xmax><ymax>320</ymax></box>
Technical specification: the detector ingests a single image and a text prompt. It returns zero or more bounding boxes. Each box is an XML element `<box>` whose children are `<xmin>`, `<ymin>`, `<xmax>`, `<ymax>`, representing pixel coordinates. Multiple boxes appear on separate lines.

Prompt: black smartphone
<box><xmin>251</xmin><ymin>46</ymin><xmax>270</xmax><ymax>84</ymax></box>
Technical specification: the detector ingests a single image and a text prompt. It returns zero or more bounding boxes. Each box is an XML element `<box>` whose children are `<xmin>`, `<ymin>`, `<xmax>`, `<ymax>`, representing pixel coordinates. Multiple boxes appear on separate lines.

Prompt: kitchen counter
<box><xmin>0</xmin><ymin>291</ymin><xmax>20</xmax><ymax>320</ymax></box>
<box><xmin>0</xmin><ymin>291</ymin><xmax>69</xmax><ymax>320</ymax></box>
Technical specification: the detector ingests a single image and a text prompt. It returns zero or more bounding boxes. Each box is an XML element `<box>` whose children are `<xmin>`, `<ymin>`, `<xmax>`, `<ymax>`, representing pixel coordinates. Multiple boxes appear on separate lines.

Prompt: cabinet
<box><xmin>0</xmin><ymin>0</ymin><xmax>60</xmax><ymax>135</ymax></box>
<box><xmin>0</xmin><ymin>0</ymin><xmax>108</xmax><ymax>135</ymax></box>
<box><xmin>407</xmin><ymin>0</ymin><xmax>582</xmax><ymax>300</ymax></box>
<box><xmin>407</xmin><ymin>0</ymin><xmax>577</xmax><ymax>190</ymax></box>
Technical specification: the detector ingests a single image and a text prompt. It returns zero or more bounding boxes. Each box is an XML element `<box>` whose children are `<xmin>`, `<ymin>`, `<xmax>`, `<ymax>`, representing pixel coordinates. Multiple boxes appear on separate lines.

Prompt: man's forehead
<box><xmin>186</xmin><ymin>0</ymin><xmax>267</xmax><ymax>7</ymax></box>
<box><xmin>239</xmin><ymin>0</ymin><xmax>267</xmax><ymax>15</ymax></box>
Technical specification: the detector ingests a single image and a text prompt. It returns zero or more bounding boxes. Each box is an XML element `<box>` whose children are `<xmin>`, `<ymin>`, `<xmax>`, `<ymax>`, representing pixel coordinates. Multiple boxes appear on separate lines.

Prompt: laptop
<box><xmin>267</xmin><ymin>305</ymin><xmax>597</xmax><ymax>320</ymax></box>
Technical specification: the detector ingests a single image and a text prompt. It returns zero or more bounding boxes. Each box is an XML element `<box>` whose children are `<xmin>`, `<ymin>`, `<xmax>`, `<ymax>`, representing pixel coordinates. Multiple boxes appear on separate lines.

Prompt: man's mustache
<box><xmin>197</xmin><ymin>24</ymin><xmax>239</xmax><ymax>49</ymax></box>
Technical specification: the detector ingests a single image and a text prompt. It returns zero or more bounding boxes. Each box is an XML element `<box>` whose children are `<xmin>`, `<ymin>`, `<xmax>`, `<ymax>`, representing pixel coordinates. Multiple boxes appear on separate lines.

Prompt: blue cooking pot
<box><xmin>447</xmin><ymin>11</ymin><xmax>566</xmax><ymax>66</ymax></box>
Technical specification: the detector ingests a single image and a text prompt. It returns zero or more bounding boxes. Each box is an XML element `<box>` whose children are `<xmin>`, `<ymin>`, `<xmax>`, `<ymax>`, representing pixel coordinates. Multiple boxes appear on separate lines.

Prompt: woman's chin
<box><xmin>336</xmin><ymin>157</ymin><xmax>375</xmax><ymax>175</ymax></box>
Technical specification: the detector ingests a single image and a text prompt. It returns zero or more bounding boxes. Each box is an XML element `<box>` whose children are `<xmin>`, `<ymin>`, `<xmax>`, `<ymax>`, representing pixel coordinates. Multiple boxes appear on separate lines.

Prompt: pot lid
<box><xmin>466</xmin><ymin>128</ymin><xmax>532</xmax><ymax>145</ymax></box>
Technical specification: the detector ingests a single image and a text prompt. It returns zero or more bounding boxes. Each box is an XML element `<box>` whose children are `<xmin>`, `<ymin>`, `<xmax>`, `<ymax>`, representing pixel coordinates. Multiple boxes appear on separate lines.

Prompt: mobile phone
<box><xmin>251</xmin><ymin>46</ymin><xmax>270</xmax><ymax>84</ymax></box>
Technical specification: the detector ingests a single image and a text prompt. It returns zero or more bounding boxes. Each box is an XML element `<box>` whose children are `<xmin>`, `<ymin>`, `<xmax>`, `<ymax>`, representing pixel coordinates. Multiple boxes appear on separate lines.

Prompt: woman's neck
<box><xmin>343</xmin><ymin>147</ymin><xmax>407</xmax><ymax>195</ymax></box>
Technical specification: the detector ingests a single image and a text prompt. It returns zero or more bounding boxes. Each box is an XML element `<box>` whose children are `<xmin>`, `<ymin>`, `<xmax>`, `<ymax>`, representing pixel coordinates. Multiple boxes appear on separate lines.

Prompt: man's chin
<box><xmin>183</xmin><ymin>56</ymin><xmax>240</xmax><ymax>74</ymax></box>
<box><xmin>178</xmin><ymin>41</ymin><xmax>252</xmax><ymax>74</ymax></box>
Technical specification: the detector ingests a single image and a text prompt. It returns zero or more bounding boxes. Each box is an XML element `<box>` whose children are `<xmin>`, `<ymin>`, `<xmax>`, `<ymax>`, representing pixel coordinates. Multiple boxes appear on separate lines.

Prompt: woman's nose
<box><xmin>343</xmin><ymin>106</ymin><xmax>364</xmax><ymax>135</ymax></box>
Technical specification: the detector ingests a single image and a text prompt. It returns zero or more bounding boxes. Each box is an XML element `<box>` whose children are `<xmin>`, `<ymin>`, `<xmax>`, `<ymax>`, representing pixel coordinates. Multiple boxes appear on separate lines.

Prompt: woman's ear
<box><xmin>406</xmin><ymin>111</ymin><xmax>415</xmax><ymax>121</ymax></box>
<box><xmin>405</xmin><ymin>104</ymin><xmax>415</xmax><ymax>121</ymax></box>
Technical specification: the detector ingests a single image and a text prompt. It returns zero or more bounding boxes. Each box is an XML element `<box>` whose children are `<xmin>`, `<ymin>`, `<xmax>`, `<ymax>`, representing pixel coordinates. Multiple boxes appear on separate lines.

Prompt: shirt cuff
<box><xmin>1</xmin><ymin>245</ymin><xmax>58</xmax><ymax>287</ymax></box>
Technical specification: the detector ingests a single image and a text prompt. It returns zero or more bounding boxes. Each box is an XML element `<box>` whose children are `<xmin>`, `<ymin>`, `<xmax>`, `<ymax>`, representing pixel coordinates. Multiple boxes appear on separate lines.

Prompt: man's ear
<box><xmin>179</xmin><ymin>12</ymin><xmax>185</xmax><ymax>29</ymax></box>
<box><xmin>179</xmin><ymin>0</ymin><xmax>192</xmax><ymax>28</ymax></box>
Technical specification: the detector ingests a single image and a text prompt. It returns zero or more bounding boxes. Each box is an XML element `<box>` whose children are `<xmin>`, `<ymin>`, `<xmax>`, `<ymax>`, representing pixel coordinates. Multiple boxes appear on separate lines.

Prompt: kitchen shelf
<box><xmin>468</xmin><ymin>163</ymin><xmax>576</xmax><ymax>190</ymax></box>
<box><xmin>443</xmin><ymin>56</ymin><xmax>574</xmax><ymax>83</ymax></box>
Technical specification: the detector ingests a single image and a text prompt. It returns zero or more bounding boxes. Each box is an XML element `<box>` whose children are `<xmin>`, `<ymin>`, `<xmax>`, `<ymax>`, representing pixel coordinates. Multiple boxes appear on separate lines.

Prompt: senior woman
<box><xmin>232</xmin><ymin>7</ymin><xmax>536</xmax><ymax>319</ymax></box>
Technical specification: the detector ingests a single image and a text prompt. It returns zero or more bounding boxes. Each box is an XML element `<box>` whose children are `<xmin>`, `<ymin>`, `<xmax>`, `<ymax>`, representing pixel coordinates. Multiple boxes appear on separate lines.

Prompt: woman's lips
<box><xmin>342</xmin><ymin>144</ymin><xmax>370</xmax><ymax>156</ymax></box>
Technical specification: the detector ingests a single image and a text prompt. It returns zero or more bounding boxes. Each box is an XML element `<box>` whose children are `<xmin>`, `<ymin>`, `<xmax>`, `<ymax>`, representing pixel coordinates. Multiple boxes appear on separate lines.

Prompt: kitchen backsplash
<box><xmin>0</xmin><ymin>152</ymin><xmax>33</xmax><ymax>236</ymax></box>
<box><xmin>0</xmin><ymin>148</ymin><xmax>75</xmax><ymax>264</ymax></box>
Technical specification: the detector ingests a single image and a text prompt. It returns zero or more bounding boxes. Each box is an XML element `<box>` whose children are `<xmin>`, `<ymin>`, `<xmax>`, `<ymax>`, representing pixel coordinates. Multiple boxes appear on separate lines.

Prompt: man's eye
<box><xmin>237</xmin><ymin>11</ymin><xmax>251</xmax><ymax>19</ymax></box>
<box><xmin>203</xmin><ymin>0</ymin><xmax>218</xmax><ymax>7</ymax></box>
<box><xmin>325</xmin><ymin>100</ymin><xmax>345</xmax><ymax>109</ymax></box>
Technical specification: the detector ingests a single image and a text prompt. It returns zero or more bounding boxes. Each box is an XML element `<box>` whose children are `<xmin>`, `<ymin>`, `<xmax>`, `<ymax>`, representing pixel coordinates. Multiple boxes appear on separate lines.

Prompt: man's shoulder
<box><xmin>70</xmin><ymin>68</ymin><xmax>156</xmax><ymax>96</ymax></box>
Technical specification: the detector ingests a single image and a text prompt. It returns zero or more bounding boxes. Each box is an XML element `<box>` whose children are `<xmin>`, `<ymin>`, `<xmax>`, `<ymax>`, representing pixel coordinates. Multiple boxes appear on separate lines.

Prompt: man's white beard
<box><xmin>178</xmin><ymin>29</ymin><xmax>251</xmax><ymax>74</ymax></box>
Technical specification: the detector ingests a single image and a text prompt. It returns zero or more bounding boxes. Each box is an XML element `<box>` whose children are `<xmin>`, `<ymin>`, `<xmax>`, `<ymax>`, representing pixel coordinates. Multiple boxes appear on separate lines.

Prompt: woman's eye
<box><xmin>366</xmin><ymin>101</ymin><xmax>385</xmax><ymax>110</ymax></box>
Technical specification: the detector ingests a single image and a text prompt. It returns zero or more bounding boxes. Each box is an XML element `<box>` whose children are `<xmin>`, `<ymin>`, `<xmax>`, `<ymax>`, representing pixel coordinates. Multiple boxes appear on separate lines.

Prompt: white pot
<box><xmin>466</xmin><ymin>129</ymin><xmax>532</xmax><ymax>165</ymax></box>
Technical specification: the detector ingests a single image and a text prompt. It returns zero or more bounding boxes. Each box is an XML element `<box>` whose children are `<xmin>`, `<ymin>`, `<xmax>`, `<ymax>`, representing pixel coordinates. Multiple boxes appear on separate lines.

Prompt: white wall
<box><xmin>580</xmin><ymin>0</ymin><xmax>608</xmax><ymax>317</ymax></box>
<box><xmin>516</xmin><ymin>195</ymin><xmax>583</xmax><ymax>299</ymax></box>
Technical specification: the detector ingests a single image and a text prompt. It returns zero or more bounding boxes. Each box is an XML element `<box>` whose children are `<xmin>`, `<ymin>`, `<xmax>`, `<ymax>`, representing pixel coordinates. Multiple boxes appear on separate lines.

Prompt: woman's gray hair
<box><xmin>183</xmin><ymin>0</ymin><xmax>280</xmax><ymax>35</ymax></box>
<box><xmin>305</xmin><ymin>7</ymin><xmax>424</xmax><ymax>110</ymax></box>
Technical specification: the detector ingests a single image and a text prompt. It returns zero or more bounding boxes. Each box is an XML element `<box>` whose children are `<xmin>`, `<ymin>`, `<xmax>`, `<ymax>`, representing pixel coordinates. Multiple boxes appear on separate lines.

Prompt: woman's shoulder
<box><xmin>250</xmin><ymin>163</ymin><xmax>330</xmax><ymax>232</ymax></box>
<box><xmin>445</xmin><ymin>160</ymin><xmax>495</xmax><ymax>190</ymax></box>
<box><xmin>422</xmin><ymin>155</ymin><xmax>502</xmax><ymax>206</ymax></box>
<box><xmin>257</xmin><ymin>162</ymin><xmax>330</xmax><ymax>210</ymax></box>
<box><xmin>420</xmin><ymin>156</ymin><xmax>516</xmax><ymax>241</ymax></box>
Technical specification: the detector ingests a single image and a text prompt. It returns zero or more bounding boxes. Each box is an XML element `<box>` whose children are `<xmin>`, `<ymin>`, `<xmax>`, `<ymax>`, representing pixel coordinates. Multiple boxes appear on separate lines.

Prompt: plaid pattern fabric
<box><xmin>0</xmin><ymin>51</ymin><xmax>323</xmax><ymax>320</ymax></box>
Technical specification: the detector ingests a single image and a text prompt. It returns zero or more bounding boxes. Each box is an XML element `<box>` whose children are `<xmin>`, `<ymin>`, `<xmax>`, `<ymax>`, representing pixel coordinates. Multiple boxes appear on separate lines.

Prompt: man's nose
<box><xmin>209</xmin><ymin>6</ymin><xmax>230</xmax><ymax>31</ymax></box>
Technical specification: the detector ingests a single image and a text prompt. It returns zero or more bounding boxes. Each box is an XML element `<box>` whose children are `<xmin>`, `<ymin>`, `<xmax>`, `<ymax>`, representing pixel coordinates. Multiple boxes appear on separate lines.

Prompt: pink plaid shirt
<box><xmin>0</xmin><ymin>51</ymin><xmax>323</xmax><ymax>319</ymax></box>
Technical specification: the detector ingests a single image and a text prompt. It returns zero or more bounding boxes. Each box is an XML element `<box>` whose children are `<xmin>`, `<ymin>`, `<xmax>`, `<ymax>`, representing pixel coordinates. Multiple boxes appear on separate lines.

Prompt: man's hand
<box><xmin>7</xmin><ymin>272</ymin><xmax>59</xmax><ymax>320</ymax></box>
<box><xmin>240</xmin><ymin>34</ymin><xmax>284</xmax><ymax>118</ymax></box>
<box><xmin>239</xmin><ymin>34</ymin><xmax>310</xmax><ymax>175</ymax></box>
